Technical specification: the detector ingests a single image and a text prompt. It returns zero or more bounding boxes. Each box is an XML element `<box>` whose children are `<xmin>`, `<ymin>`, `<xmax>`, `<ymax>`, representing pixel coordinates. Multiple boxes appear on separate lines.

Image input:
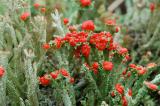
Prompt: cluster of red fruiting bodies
<box><xmin>33</xmin><ymin>3</ymin><xmax>46</xmax><ymax>13</ymax></box>
<box><xmin>41</xmin><ymin>18</ymin><xmax>158</xmax><ymax>106</ymax></box>
<box><xmin>129</xmin><ymin>63</ymin><xmax>147</xmax><ymax>75</ymax></box>
<box><xmin>39</xmin><ymin>69</ymin><xmax>74</xmax><ymax>86</ymax></box>
<box><xmin>41</xmin><ymin>17</ymin><xmax>159</xmax><ymax>106</ymax></box>
<box><xmin>41</xmin><ymin>19</ymin><xmax>120</xmax><ymax>85</ymax></box>
<box><xmin>18</xmin><ymin>1</ymin><xmax>158</xmax><ymax>106</ymax></box>
<box><xmin>43</xmin><ymin>19</ymin><xmax>130</xmax><ymax>58</ymax></box>
<box><xmin>114</xmin><ymin>83</ymin><xmax>131</xmax><ymax>106</ymax></box>
<box><xmin>113</xmin><ymin>81</ymin><xmax>158</xmax><ymax>106</ymax></box>
<box><xmin>20</xmin><ymin>3</ymin><xmax>46</xmax><ymax>21</ymax></box>
<box><xmin>89</xmin><ymin>61</ymin><xmax>113</xmax><ymax>74</ymax></box>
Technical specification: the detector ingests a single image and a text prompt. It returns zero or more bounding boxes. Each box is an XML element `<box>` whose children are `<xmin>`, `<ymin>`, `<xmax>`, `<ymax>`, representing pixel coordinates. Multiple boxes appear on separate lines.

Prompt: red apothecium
<box><xmin>82</xmin><ymin>20</ymin><xmax>95</xmax><ymax>31</ymax></box>
<box><xmin>20</xmin><ymin>12</ymin><xmax>30</xmax><ymax>21</ymax></box>
<box><xmin>144</xmin><ymin>81</ymin><xmax>158</xmax><ymax>91</ymax></box>
<box><xmin>81</xmin><ymin>44</ymin><xmax>91</xmax><ymax>57</ymax></box>
<box><xmin>34</xmin><ymin>3</ymin><xmax>40</xmax><ymax>9</ymax></box>
<box><xmin>63</xmin><ymin>18</ymin><xmax>69</xmax><ymax>25</ymax></box>
<box><xmin>103</xmin><ymin>61</ymin><xmax>113</xmax><ymax>71</ymax></box>
<box><xmin>122</xmin><ymin>96</ymin><xmax>128</xmax><ymax>106</ymax></box>
<box><xmin>0</xmin><ymin>66</ymin><xmax>5</xmax><ymax>77</ymax></box>
<box><xmin>39</xmin><ymin>75</ymin><xmax>51</xmax><ymax>86</ymax></box>
<box><xmin>42</xmin><ymin>43</ymin><xmax>50</xmax><ymax>50</ymax></box>
<box><xmin>150</xmin><ymin>3</ymin><xmax>155</xmax><ymax>12</ymax></box>
<box><xmin>80</xmin><ymin>0</ymin><xmax>91</xmax><ymax>7</ymax></box>
<box><xmin>115</xmin><ymin>83</ymin><xmax>124</xmax><ymax>95</ymax></box>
